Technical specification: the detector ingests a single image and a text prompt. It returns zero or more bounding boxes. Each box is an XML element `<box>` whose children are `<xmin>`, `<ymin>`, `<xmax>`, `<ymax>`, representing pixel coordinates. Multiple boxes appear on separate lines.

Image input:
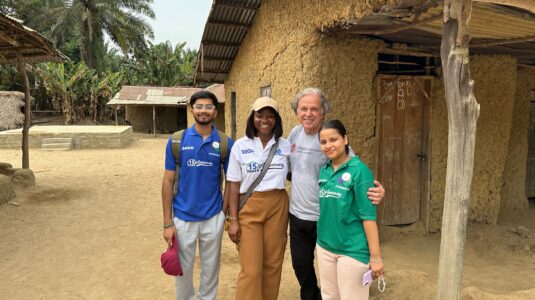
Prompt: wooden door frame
<box><xmin>374</xmin><ymin>74</ymin><xmax>434</xmax><ymax>232</ymax></box>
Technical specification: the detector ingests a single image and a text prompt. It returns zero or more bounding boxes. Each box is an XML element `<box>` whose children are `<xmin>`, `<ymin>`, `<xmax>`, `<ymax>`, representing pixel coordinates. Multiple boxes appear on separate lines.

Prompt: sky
<box><xmin>147</xmin><ymin>0</ymin><xmax>213</xmax><ymax>50</ymax></box>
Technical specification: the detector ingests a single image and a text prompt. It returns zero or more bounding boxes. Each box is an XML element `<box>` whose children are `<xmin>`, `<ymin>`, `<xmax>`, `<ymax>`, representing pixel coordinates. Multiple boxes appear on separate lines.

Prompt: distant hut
<box><xmin>0</xmin><ymin>91</ymin><xmax>24</xmax><ymax>131</ymax></box>
<box><xmin>108</xmin><ymin>84</ymin><xmax>226</xmax><ymax>134</ymax></box>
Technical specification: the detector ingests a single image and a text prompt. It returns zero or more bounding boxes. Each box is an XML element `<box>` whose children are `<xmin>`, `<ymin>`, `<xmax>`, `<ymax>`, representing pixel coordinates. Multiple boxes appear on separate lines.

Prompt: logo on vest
<box><xmin>337</xmin><ymin>172</ymin><xmax>352</xmax><ymax>186</ymax></box>
<box><xmin>246</xmin><ymin>161</ymin><xmax>263</xmax><ymax>173</ymax></box>
<box><xmin>241</xmin><ymin>148</ymin><xmax>254</xmax><ymax>154</ymax></box>
<box><xmin>212</xmin><ymin>141</ymin><xmax>220</xmax><ymax>153</ymax></box>
<box><xmin>187</xmin><ymin>159</ymin><xmax>213</xmax><ymax>167</ymax></box>
<box><xmin>319</xmin><ymin>189</ymin><xmax>342</xmax><ymax>199</ymax></box>
<box><xmin>181</xmin><ymin>146</ymin><xmax>194</xmax><ymax>150</ymax></box>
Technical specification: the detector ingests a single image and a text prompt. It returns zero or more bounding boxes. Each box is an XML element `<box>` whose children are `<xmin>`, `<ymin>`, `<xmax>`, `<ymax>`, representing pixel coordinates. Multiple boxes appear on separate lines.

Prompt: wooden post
<box><xmin>114</xmin><ymin>106</ymin><xmax>118</xmax><ymax>125</ymax></box>
<box><xmin>17</xmin><ymin>54</ymin><xmax>31</xmax><ymax>169</ymax></box>
<box><xmin>436</xmin><ymin>1</ymin><xmax>480</xmax><ymax>299</ymax></box>
<box><xmin>152</xmin><ymin>105</ymin><xmax>156</xmax><ymax>136</ymax></box>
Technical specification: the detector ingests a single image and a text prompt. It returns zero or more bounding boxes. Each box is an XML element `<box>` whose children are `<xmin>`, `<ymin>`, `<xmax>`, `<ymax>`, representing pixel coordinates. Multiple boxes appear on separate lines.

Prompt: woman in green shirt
<box><xmin>316</xmin><ymin>120</ymin><xmax>384</xmax><ymax>300</ymax></box>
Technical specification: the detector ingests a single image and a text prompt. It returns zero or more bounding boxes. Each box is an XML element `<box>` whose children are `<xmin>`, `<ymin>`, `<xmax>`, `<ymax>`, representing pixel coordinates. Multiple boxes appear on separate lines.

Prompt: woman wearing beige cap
<box><xmin>226</xmin><ymin>96</ymin><xmax>291</xmax><ymax>299</ymax></box>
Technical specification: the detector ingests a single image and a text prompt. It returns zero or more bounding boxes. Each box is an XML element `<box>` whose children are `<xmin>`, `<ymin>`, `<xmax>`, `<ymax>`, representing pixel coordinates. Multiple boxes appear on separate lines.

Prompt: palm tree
<box><xmin>47</xmin><ymin>0</ymin><xmax>154</xmax><ymax>70</ymax></box>
<box><xmin>133</xmin><ymin>41</ymin><xmax>197</xmax><ymax>86</ymax></box>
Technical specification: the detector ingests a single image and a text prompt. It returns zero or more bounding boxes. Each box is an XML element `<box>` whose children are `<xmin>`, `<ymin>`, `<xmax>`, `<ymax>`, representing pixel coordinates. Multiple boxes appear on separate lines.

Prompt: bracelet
<box><xmin>163</xmin><ymin>223</ymin><xmax>174</xmax><ymax>229</ymax></box>
<box><xmin>226</xmin><ymin>216</ymin><xmax>238</xmax><ymax>221</ymax></box>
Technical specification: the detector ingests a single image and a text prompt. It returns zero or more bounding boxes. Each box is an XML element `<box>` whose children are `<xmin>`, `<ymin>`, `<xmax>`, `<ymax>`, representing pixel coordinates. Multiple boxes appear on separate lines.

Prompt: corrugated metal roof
<box><xmin>195</xmin><ymin>0</ymin><xmax>262</xmax><ymax>83</ymax></box>
<box><xmin>107</xmin><ymin>86</ymin><xmax>202</xmax><ymax>107</ymax></box>
<box><xmin>107</xmin><ymin>85</ymin><xmax>227</xmax><ymax>106</ymax></box>
<box><xmin>204</xmin><ymin>83</ymin><xmax>226</xmax><ymax>102</ymax></box>
<box><xmin>0</xmin><ymin>14</ymin><xmax>67</xmax><ymax>64</ymax></box>
<box><xmin>195</xmin><ymin>1</ymin><xmax>535</xmax><ymax>78</ymax></box>
<box><xmin>107</xmin><ymin>97</ymin><xmax>188</xmax><ymax>106</ymax></box>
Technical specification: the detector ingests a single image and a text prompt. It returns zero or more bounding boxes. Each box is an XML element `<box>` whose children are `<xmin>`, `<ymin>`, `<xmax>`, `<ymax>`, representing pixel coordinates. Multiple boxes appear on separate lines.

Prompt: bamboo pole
<box><xmin>436</xmin><ymin>0</ymin><xmax>480</xmax><ymax>299</ymax></box>
<box><xmin>16</xmin><ymin>54</ymin><xmax>31</xmax><ymax>169</ymax></box>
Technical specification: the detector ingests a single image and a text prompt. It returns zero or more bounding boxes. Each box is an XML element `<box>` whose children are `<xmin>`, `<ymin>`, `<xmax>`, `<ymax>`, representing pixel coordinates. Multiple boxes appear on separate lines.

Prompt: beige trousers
<box><xmin>317</xmin><ymin>245</ymin><xmax>370</xmax><ymax>300</ymax></box>
<box><xmin>235</xmin><ymin>189</ymin><xmax>289</xmax><ymax>300</ymax></box>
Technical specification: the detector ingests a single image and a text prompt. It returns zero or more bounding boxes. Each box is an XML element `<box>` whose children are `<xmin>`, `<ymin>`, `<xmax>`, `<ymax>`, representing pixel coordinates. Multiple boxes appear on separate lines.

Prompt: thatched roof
<box><xmin>0</xmin><ymin>14</ymin><xmax>66</xmax><ymax>64</ymax></box>
<box><xmin>0</xmin><ymin>91</ymin><xmax>24</xmax><ymax>131</ymax></box>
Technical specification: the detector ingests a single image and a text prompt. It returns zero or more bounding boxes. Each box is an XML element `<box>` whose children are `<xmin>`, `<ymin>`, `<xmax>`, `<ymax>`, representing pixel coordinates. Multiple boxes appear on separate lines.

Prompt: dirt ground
<box><xmin>1</xmin><ymin>136</ymin><xmax>534</xmax><ymax>299</ymax></box>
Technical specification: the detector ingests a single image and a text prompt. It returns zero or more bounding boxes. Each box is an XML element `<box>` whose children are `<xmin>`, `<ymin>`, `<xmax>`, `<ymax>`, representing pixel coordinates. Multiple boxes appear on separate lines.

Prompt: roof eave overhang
<box><xmin>194</xmin><ymin>0</ymin><xmax>262</xmax><ymax>84</ymax></box>
<box><xmin>320</xmin><ymin>1</ymin><xmax>535</xmax><ymax>67</ymax></box>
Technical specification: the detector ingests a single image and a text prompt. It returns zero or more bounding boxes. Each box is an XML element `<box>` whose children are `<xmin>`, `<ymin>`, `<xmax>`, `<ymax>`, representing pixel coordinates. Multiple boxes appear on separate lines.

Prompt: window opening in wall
<box><xmin>377</xmin><ymin>53</ymin><xmax>438</xmax><ymax>76</ymax></box>
<box><xmin>260</xmin><ymin>85</ymin><xmax>272</xmax><ymax>97</ymax></box>
<box><xmin>231</xmin><ymin>92</ymin><xmax>237</xmax><ymax>140</ymax></box>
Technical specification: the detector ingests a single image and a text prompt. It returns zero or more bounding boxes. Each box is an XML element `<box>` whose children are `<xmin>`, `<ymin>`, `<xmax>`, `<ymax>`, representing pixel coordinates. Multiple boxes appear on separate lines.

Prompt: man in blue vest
<box><xmin>161</xmin><ymin>90</ymin><xmax>233</xmax><ymax>300</ymax></box>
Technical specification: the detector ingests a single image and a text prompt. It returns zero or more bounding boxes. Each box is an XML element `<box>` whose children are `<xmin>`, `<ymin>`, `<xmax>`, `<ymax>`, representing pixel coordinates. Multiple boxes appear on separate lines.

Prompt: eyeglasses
<box><xmin>193</xmin><ymin>104</ymin><xmax>216</xmax><ymax>110</ymax></box>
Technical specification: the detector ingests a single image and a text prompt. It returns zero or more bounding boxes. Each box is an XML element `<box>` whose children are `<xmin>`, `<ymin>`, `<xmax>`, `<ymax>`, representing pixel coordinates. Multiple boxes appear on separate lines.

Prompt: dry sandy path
<box><xmin>1</xmin><ymin>136</ymin><xmax>534</xmax><ymax>299</ymax></box>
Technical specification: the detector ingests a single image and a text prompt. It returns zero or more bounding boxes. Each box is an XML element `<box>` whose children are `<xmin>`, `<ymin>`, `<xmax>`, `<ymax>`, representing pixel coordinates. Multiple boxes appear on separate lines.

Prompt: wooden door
<box><xmin>376</xmin><ymin>75</ymin><xmax>432</xmax><ymax>225</ymax></box>
<box><xmin>525</xmin><ymin>100</ymin><xmax>535</xmax><ymax>197</ymax></box>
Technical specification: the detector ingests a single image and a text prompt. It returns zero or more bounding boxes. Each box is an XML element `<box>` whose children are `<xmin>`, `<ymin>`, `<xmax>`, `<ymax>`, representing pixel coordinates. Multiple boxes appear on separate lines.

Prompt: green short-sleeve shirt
<box><xmin>316</xmin><ymin>156</ymin><xmax>376</xmax><ymax>264</ymax></box>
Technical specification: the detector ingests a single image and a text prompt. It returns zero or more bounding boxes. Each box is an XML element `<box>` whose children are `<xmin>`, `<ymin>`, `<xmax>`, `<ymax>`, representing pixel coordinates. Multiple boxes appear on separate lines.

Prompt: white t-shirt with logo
<box><xmin>226</xmin><ymin>136</ymin><xmax>291</xmax><ymax>194</ymax></box>
<box><xmin>288</xmin><ymin>125</ymin><xmax>326</xmax><ymax>221</ymax></box>
<box><xmin>288</xmin><ymin>125</ymin><xmax>356</xmax><ymax>221</ymax></box>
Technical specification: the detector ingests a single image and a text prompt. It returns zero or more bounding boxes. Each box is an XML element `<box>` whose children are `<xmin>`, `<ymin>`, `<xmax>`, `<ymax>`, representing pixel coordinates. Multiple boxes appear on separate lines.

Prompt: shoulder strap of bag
<box><xmin>217</xmin><ymin>130</ymin><xmax>229</xmax><ymax>165</ymax></box>
<box><xmin>239</xmin><ymin>140</ymin><xmax>279</xmax><ymax>210</ymax></box>
<box><xmin>216</xmin><ymin>130</ymin><xmax>229</xmax><ymax>189</ymax></box>
<box><xmin>171</xmin><ymin>130</ymin><xmax>185</xmax><ymax>197</ymax></box>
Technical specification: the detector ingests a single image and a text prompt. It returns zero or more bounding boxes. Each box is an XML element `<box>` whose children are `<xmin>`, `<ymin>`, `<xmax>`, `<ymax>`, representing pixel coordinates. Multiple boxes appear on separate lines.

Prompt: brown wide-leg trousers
<box><xmin>235</xmin><ymin>189</ymin><xmax>289</xmax><ymax>300</ymax></box>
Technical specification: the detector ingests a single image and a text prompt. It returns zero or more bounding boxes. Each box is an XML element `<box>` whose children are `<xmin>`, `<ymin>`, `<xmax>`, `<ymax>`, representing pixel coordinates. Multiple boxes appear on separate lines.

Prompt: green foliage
<box><xmin>35</xmin><ymin>61</ymin><xmax>122</xmax><ymax>124</ymax></box>
<box><xmin>1</xmin><ymin>1</ymin><xmax>198</xmax><ymax>124</ymax></box>
<box><xmin>4</xmin><ymin>0</ymin><xmax>155</xmax><ymax>71</ymax></box>
<box><xmin>122</xmin><ymin>41</ymin><xmax>197</xmax><ymax>86</ymax></box>
<box><xmin>46</xmin><ymin>0</ymin><xmax>155</xmax><ymax>70</ymax></box>
<box><xmin>0</xmin><ymin>65</ymin><xmax>19</xmax><ymax>91</ymax></box>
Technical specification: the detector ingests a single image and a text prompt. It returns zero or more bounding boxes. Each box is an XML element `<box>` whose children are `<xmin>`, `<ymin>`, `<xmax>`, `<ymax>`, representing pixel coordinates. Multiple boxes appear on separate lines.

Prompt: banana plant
<box><xmin>35</xmin><ymin>61</ymin><xmax>89</xmax><ymax>124</ymax></box>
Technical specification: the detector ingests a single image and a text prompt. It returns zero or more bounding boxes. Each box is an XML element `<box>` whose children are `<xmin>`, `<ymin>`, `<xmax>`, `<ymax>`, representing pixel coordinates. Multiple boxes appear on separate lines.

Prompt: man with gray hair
<box><xmin>287</xmin><ymin>87</ymin><xmax>385</xmax><ymax>300</ymax></box>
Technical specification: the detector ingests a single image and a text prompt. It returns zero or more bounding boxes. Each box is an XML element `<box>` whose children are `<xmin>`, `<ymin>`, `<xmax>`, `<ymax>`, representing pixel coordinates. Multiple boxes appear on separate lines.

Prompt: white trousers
<box><xmin>317</xmin><ymin>244</ymin><xmax>370</xmax><ymax>300</ymax></box>
<box><xmin>174</xmin><ymin>211</ymin><xmax>224</xmax><ymax>300</ymax></box>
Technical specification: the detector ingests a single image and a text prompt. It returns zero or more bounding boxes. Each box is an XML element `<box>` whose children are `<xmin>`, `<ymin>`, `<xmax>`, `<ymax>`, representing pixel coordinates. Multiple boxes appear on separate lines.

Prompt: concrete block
<box><xmin>41</xmin><ymin>143</ymin><xmax>73</xmax><ymax>150</ymax></box>
<box><xmin>41</xmin><ymin>137</ymin><xmax>74</xmax><ymax>145</ymax></box>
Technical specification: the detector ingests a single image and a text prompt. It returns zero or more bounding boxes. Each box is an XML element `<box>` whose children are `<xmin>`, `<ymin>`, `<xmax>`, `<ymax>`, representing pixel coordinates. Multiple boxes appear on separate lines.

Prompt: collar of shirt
<box><xmin>252</xmin><ymin>135</ymin><xmax>276</xmax><ymax>151</ymax></box>
<box><xmin>186</xmin><ymin>124</ymin><xmax>220</xmax><ymax>142</ymax></box>
<box><xmin>323</xmin><ymin>156</ymin><xmax>359</xmax><ymax>175</ymax></box>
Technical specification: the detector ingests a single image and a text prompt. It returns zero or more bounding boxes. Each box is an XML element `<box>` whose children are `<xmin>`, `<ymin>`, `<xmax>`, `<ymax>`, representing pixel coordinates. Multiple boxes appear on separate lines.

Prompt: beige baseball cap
<box><xmin>251</xmin><ymin>97</ymin><xmax>279</xmax><ymax>113</ymax></box>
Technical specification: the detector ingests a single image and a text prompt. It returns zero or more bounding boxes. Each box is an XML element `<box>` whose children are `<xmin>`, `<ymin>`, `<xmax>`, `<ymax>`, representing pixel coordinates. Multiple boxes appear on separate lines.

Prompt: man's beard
<box><xmin>194</xmin><ymin>114</ymin><xmax>214</xmax><ymax>125</ymax></box>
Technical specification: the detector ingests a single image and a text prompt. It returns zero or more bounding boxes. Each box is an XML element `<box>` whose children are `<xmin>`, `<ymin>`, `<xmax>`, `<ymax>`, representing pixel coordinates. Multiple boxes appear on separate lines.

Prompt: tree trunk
<box><xmin>90</xmin><ymin>94</ymin><xmax>97</xmax><ymax>123</ymax></box>
<box><xmin>17</xmin><ymin>57</ymin><xmax>31</xmax><ymax>169</ymax></box>
<box><xmin>152</xmin><ymin>105</ymin><xmax>156</xmax><ymax>136</ymax></box>
<box><xmin>62</xmin><ymin>96</ymin><xmax>73</xmax><ymax>124</ymax></box>
<box><xmin>436</xmin><ymin>1</ymin><xmax>480</xmax><ymax>299</ymax></box>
